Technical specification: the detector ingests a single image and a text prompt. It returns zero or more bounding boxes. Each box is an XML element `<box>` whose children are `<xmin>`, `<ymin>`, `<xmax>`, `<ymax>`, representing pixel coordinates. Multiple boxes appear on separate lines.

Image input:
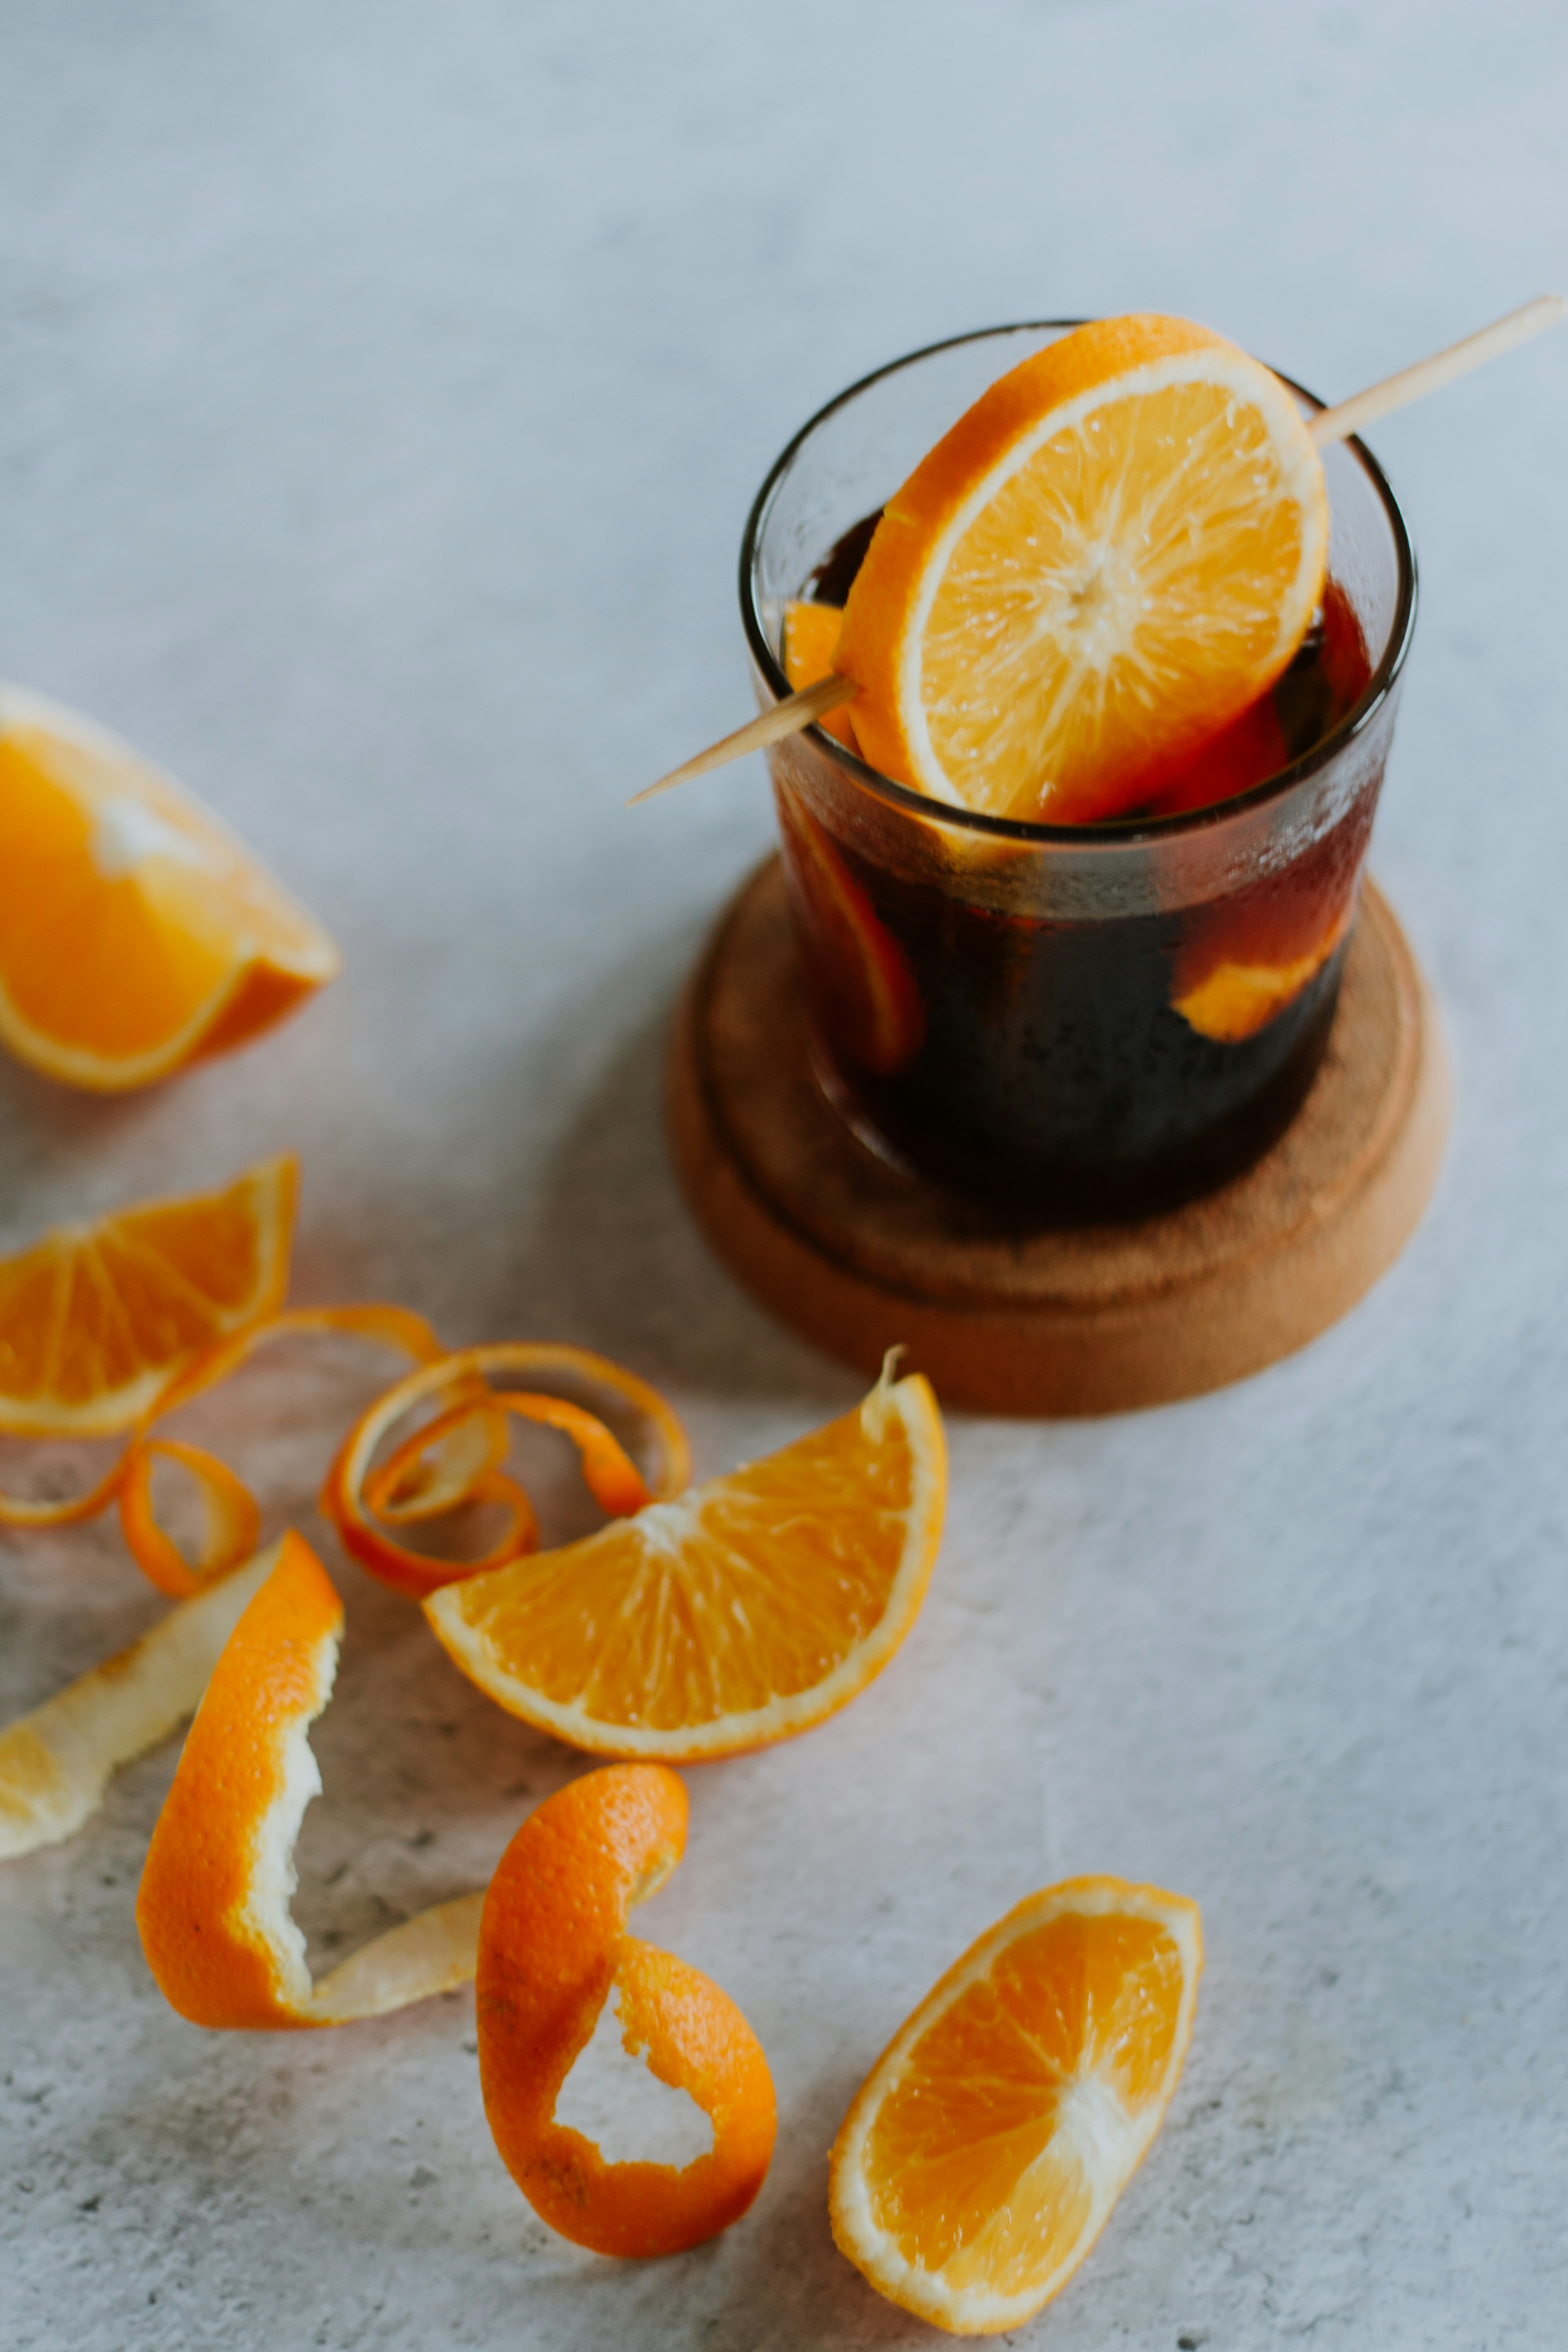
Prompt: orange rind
<box><xmin>0</xmin><ymin>685</ymin><xmax>339</xmax><ymax>1092</ymax></box>
<box><xmin>477</xmin><ymin>1762</ymin><xmax>776</xmax><ymax>2255</ymax></box>
<box><xmin>322</xmin><ymin>1343</ymin><xmax>689</xmax><ymax>1601</ymax></box>
<box><xmin>0</xmin><ymin>1544</ymin><xmax>278</xmax><ymax>1861</ymax></box>
<box><xmin>424</xmin><ymin>1354</ymin><xmax>946</xmax><ymax>1761</ymax></box>
<box><xmin>829</xmin><ymin>1877</ymin><xmax>1203</xmax><ymax>2335</ymax></box>
<box><xmin>135</xmin><ymin>1531</ymin><xmax>484</xmax><ymax>2027</ymax></box>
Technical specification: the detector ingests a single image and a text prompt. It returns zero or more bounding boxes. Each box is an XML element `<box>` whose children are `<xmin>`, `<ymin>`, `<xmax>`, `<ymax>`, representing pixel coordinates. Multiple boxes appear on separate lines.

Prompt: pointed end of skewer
<box><xmin>628</xmin><ymin>673</ymin><xmax>859</xmax><ymax>808</ymax></box>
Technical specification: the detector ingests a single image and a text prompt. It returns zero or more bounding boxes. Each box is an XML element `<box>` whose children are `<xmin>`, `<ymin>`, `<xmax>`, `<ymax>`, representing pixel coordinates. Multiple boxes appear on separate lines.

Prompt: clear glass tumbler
<box><xmin>740</xmin><ymin>323</ymin><xmax>1417</xmax><ymax>1221</ymax></box>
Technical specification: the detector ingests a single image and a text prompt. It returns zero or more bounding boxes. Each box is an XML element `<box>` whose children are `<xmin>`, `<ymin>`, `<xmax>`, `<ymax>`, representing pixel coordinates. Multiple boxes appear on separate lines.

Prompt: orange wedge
<box><xmin>478</xmin><ymin>1763</ymin><xmax>776</xmax><ymax>2256</ymax></box>
<box><xmin>136</xmin><ymin>1532</ymin><xmax>484</xmax><ymax>2027</ymax></box>
<box><xmin>830</xmin><ymin>1877</ymin><xmax>1203</xmax><ymax>2336</ymax></box>
<box><xmin>425</xmin><ymin>1356</ymin><xmax>946</xmax><ymax>1760</ymax></box>
<box><xmin>0</xmin><ymin>685</ymin><xmax>339</xmax><ymax>1090</ymax></box>
<box><xmin>0</xmin><ymin>1154</ymin><xmax>295</xmax><ymax>1439</ymax></box>
<box><xmin>833</xmin><ymin>314</ymin><xmax>1328</xmax><ymax>824</ymax></box>
<box><xmin>783</xmin><ymin>600</ymin><xmax>860</xmax><ymax>751</ymax></box>
<box><xmin>774</xmin><ymin>790</ymin><xmax>925</xmax><ymax>1076</ymax></box>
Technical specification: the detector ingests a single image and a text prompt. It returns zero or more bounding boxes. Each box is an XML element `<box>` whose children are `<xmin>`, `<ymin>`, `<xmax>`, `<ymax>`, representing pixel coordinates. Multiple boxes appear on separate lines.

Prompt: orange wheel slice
<box><xmin>829</xmin><ymin>1877</ymin><xmax>1203</xmax><ymax>2336</ymax></box>
<box><xmin>783</xmin><ymin>599</ymin><xmax>860</xmax><ymax>751</ymax></box>
<box><xmin>0</xmin><ymin>1153</ymin><xmax>295</xmax><ymax>1440</ymax></box>
<box><xmin>135</xmin><ymin>1532</ymin><xmax>484</xmax><ymax>2026</ymax></box>
<box><xmin>424</xmin><ymin>1356</ymin><xmax>946</xmax><ymax>1761</ymax></box>
<box><xmin>833</xmin><ymin>314</ymin><xmax>1328</xmax><ymax>825</ymax></box>
<box><xmin>477</xmin><ymin>1762</ymin><xmax>776</xmax><ymax>2256</ymax></box>
<box><xmin>0</xmin><ymin>685</ymin><xmax>339</xmax><ymax>1091</ymax></box>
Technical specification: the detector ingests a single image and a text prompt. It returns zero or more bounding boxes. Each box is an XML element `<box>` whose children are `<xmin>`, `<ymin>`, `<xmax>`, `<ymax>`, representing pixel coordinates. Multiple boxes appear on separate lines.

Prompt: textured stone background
<box><xmin>2</xmin><ymin>2</ymin><xmax>1566</xmax><ymax>2345</ymax></box>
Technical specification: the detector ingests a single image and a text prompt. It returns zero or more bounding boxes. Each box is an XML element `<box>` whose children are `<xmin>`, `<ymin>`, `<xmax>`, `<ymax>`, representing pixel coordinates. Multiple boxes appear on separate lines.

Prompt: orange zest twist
<box><xmin>477</xmin><ymin>1763</ymin><xmax>776</xmax><ymax>2256</ymax></box>
<box><xmin>321</xmin><ymin>1343</ymin><xmax>691</xmax><ymax>1601</ymax></box>
<box><xmin>0</xmin><ymin>1303</ymin><xmax>688</xmax><ymax>1604</ymax></box>
<box><xmin>137</xmin><ymin>1532</ymin><xmax>485</xmax><ymax>2027</ymax></box>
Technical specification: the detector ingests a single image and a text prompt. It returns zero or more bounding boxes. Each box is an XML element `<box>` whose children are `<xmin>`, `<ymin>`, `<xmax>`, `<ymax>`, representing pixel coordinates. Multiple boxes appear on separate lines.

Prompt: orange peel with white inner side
<box><xmin>135</xmin><ymin>1531</ymin><xmax>485</xmax><ymax>2027</ymax></box>
<box><xmin>477</xmin><ymin>1762</ymin><xmax>776</xmax><ymax>2256</ymax></box>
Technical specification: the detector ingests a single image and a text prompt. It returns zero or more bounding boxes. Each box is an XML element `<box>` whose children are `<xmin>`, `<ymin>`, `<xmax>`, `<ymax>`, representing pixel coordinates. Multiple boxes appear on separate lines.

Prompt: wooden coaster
<box><xmin>667</xmin><ymin>856</ymin><xmax>1450</xmax><ymax>1415</ymax></box>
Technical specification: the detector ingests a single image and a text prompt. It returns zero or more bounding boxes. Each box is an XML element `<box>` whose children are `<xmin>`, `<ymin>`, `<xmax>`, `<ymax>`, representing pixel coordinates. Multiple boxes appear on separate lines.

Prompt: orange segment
<box><xmin>477</xmin><ymin>1763</ymin><xmax>776</xmax><ymax>2256</ymax></box>
<box><xmin>830</xmin><ymin>1877</ymin><xmax>1203</xmax><ymax>2336</ymax></box>
<box><xmin>1173</xmin><ymin>900</ymin><xmax>1353</xmax><ymax>1043</ymax></box>
<box><xmin>783</xmin><ymin>600</ymin><xmax>861</xmax><ymax>751</ymax></box>
<box><xmin>834</xmin><ymin>315</ymin><xmax>1328</xmax><ymax>824</ymax></box>
<box><xmin>424</xmin><ymin>1357</ymin><xmax>946</xmax><ymax>1760</ymax></box>
<box><xmin>0</xmin><ymin>685</ymin><xmax>339</xmax><ymax>1090</ymax></box>
<box><xmin>135</xmin><ymin>1532</ymin><xmax>485</xmax><ymax>2027</ymax></box>
<box><xmin>0</xmin><ymin>1154</ymin><xmax>296</xmax><ymax>1438</ymax></box>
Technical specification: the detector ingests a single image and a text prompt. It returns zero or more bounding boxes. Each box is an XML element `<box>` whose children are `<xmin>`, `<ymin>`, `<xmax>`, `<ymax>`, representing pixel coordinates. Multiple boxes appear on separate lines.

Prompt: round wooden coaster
<box><xmin>667</xmin><ymin>857</ymin><xmax>1450</xmax><ymax>1415</ymax></box>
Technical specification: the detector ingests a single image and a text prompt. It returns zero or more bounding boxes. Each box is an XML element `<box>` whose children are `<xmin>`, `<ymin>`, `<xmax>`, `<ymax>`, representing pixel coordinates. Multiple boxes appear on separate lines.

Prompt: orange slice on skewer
<box><xmin>0</xmin><ymin>686</ymin><xmax>339</xmax><ymax>1091</ymax></box>
<box><xmin>425</xmin><ymin>1355</ymin><xmax>946</xmax><ymax>1761</ymax></box>
<box><xmin>833</xmin><ymin>314</ymin><xmax>1328</xmax><ymax>825</ymax></box>
<box><xmin>830</xmin><ymin>1877</ymin><xmax>1203</xmax><ymax>2336</ymax></box>
<box><xmin>478</xmin><ymin>1763</ymin><xmax>776</xmax><ymax>2256</ymax></box>
<box><xmin>0</xmin><ymin>1154</ymin><xmax>296</xmax><ymax>1439</ymax></box>
<box><xmin>783</xmin><ymin>600</ymin><xmax>861</xmax><ymax>751</ymax></box>
<box><xmin>136</xmin><ymin>1532</ymin><xmax>484</xmax><ymax>2026</ymax></box>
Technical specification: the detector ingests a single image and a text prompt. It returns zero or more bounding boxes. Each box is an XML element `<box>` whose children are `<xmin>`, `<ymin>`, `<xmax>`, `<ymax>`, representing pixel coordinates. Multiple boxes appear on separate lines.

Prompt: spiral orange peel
<box><xmin>477</xmin><ymin>1762</ymin><xmax>776</xmax><ymax>2256</ymax></box>
<box><xmin>135</xmin><ymin>1531</ymin><xmax>483</xmax><ymax>2027</ymax></box>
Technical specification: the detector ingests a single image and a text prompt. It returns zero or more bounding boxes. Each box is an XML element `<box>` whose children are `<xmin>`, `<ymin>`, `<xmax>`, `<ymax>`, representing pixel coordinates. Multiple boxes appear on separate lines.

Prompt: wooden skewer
<box><xmin>633</xmin><ymin>295</ymin><xmax>1565</xmax><ymax>806</ymax></box>
<box><xmin>1308</xmin><ymin>292</ymin><xmax>1564</xmax><ymax>449</ymax></box>
<box><xmin>627</xmin><ymin>673</ymin><xmax>857</xmax><ymax>805</ymax></box>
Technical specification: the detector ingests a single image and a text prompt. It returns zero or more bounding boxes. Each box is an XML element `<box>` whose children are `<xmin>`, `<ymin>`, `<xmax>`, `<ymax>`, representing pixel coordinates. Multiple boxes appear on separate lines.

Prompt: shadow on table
<box><xmin>519</xmin><ymin>931</ymin><xmax>862</xmax><ymax>1418</ymax></box>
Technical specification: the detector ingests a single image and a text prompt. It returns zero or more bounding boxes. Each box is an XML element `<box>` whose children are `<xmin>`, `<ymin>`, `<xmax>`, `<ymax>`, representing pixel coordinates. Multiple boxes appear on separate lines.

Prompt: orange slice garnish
<box><xmin>833</xmin><ymin>314</ymin><xmax>1328</xmax><ymax>824</ymax></box>
<box><xmin>830</xmin><ymin>1877</ymin><xmax>1203</xmax><ymax>2336</ymax></box>
<box><xmin>783</xmin><ymin>599</ymin><xmax>860</xmax><ymax>750</ymax></box>
<box><xmin>424</xmin><ymin>1355</ymin><xmax>945</xmax><ymax>1761</ymax></box>
<box><xmin>774</xmin><ymin>789</ymin><xmax>925</xmax><ymax>1076</ymax></box>
<box><xmin>0</xmin><ymin>1154</ymin><xmax>296</xmax><ymax>1440</ymax></box>
<box><xmin>135</xmin><ymin>1532</ymin><xmax>485</xmax><ymax>2026</ymax></box>
<box><xmin>1172</xmin><ymin>899</ymin><xmax>1353</xmax><ymax>1043</ymax></box>
<box><xmin>478</xmin><ymin>1763</ymin><xmax>776</xmax><ymax>2255</ymax></box>
<box><xmin>0</xmin><ymin>686</ymin><xmax>339</xmax><ymax>1091</ymax></box>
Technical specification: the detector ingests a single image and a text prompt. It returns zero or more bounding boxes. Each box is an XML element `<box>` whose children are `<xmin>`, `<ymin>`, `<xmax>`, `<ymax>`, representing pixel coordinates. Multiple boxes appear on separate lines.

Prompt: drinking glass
<box><xmin>740</xmin><ymin>323</ymin><xmax>1416</xmax><ymax>1220</ymax></box>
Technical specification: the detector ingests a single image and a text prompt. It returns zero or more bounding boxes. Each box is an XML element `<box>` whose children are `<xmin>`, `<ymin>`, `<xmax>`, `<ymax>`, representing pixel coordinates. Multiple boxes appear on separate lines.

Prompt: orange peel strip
<box><xmin>477</xmin><ymin>1763</ymin><xmax>776</xmax><ymax>2256</ymax></box>
<box><xmin>0</xmin><ymin>1544</ymin><xmax>278</xmax><ymax>1861</ymax></box>
<box><xmin>323</xmin><ymin>1344</ymin><xmax>689</xmax><ymax>1602</ymax></box>
<box><xmin>136</xmin><ymin>1531</ymin><xmax>484</xmax><ymax>2026</ymax></box>
<box><xmin>118</xmin><ymin>1439</ymin><xmax>263</xmax><ymax>1601</ymax></box>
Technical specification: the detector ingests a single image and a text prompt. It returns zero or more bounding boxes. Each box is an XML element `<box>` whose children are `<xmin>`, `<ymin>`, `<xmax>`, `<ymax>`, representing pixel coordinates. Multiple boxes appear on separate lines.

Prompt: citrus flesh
<box><xmin>830</xmin><ymin>1877</ymin><xmax>1202</xmax><ymax>2336</ymax></box>
<box><xmin>784</xmin><ymin>599</ymin><xmax>861</xmax><ymax>751</ymax></box>
<box><xmin>0</xmin><ymin>686</ymin><xmax>339</xmax><ymax>1090</ymax></box>
<box><xmin>424</xmin><ymin>1361</ymin><xmax>946</xmax><ymax>1759</ymax></box>
<box><xmin>833</xmin><ymin>314</ymin><xmax>1327</xmax><ymax>825</ymax></box>
<box><xmin>0</xmin><ymin>1153</ymin><xmax>296</xmax><ymax>1438</ymax></box>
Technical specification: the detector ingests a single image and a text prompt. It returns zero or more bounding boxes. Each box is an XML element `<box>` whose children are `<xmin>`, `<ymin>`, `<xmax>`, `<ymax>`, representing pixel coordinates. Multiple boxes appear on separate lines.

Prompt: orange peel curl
<box><xmin>136</xmin><ymin>1530</ymin><xmax>484</xmax><ymax>2026</ymax></box>
<box><xmin>322</xmin><ymin>1343</ymin><xmax>690</xmax><ymax>1601</ymax></box>
<box><xmin>477</xmin><ymin>1763</ymin><xmax>776</xmax><ymax>2256</ymax></box>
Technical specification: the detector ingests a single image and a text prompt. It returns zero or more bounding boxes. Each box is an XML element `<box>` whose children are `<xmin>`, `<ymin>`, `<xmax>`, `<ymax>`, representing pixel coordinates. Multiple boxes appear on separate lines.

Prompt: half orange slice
<box><xmin>424</xmin><ymin>1358</ymin><xmax>946</xmax><ymax>1760</ymax></box>
<box><xmin>834</xmin><ymin>314</ymin><xmax>1327</xmax><ymax>824</ymax></box>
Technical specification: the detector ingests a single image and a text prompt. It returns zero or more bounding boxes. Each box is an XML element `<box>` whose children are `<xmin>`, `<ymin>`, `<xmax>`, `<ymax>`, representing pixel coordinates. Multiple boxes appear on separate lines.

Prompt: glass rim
<box><xmin>738</xmin><ymin>318</ymin><xmax>1419</xmax><ymax>848</ymax></box>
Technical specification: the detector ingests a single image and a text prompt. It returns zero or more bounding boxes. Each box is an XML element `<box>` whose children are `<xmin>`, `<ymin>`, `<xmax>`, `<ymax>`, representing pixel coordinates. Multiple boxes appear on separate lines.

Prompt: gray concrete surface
<box><xmin>2</xmin><ymin>2</ymin><xmax>1566</xmax><ymax>2345</ymax></box>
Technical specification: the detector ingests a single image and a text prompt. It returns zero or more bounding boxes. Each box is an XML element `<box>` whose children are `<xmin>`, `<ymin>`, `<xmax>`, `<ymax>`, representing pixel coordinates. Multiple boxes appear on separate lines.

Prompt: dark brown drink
<box><xmin>775</xmin><ymin>519</ymin><xmax>1377</xmax><ymax>1220</ymax></box>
